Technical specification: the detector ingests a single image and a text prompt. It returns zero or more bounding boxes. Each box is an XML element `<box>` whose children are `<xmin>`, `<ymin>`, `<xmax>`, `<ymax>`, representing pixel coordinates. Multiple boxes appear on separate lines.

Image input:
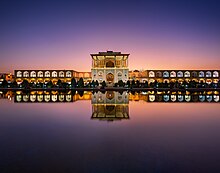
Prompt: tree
<box><xmin>136</xmin><ymin>80</ymin><xmax>140</xmax><ymax>88</ymax></box>
<box><xmin>126</xmin><ymin>80</ymin><xmax>130</xmax><ymax>88</ymax></box>
<box><xmin>101</xmin><ymin>81</ymin><xmax>106</xmax><ymax>88</ymax></box>
<box><xmin>57</xmin><ymin>79</ymin><xmax>62</xmax><ymax>88</ymax></box>
<box><xmin>21</xmin><ymin>79</ymin><xmax>29</xmax><ymax>88</ymax></box>
<box><xmin>118</xmin><ymin>80</ymin><xmax>124</xmax><ymax>87</ymax></box>
<box><xmin>143</xmin><ymin>81</ymin><xmax>148</xmax><ymax>88</ymax></box>
<box><xmin>71</xmin><ymin>77</ymin><xmax>77</xmax><ymax>88</ymax></box>
<box><xmin>131</xmin><ymin>79</ymin><xmax>136</xmax><ymax>88</ymax></box>
<box><xmin>47</xmin><ymin>81</ymin><xmax>53</xmax><ymax>88</ymax></box>
<box><xmin>1</xmin><ymin>79</ymin><xmax>8</xmax><ymax>88</ymax></box>
<box><xmin>77</xmin><ymin>77</ymin><xmax>84</xmax><ymax>88</ymax></box>
<box><xmin>12</xmin><ymin>81</ymin><xmax>18</xmax><ymax>88</ymax></box>
<box><xmin>91</xmin><ymin>80</ymin><xmax>95</xmax><ymax>88</ymax></box>
<box><xmin>95</xmin><ymin>80</ymin><xmax>99</xmax><ymax>87</ymax></box>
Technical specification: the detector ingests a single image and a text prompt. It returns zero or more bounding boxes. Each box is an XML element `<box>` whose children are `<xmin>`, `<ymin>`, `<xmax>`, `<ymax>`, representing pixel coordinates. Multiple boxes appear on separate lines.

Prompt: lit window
<box><xmin>59</xmin><ymin>71</ymin><xmax>64</xmax><ymax>77</ymax></box>
<box><xmin>170</xmin><ymin>71</ymin><xmax>176</xmax><ymax>77</ymax></box>
<box><xmin>30</xmin><ymin>71</ymin><xmax>36</xmax><ymax>77</ymax></box>
<box><xmin>206</xmin><ymin>71</ymin><xmax>212</xmax><ymax>78</ymax></box>
<box><xmin>38</xmin><ymin>71</ymin><xmax>43</xmax><ymax>77</ymax></box>
<box><xmin>66</xmin><ymin>71</ymin><xmax>72</xmax><ymax>78</ymax></box>
<box><xmin>45</xmin><ymin>71</ymin><xmax>50</xmax><ymax>78</ymax></box>
<box><xmin>199</xmin><ymin>71</ymin><xmax>204</xmax><ymax>78</ymax></box>
<box><xmin>213</xmin><ymin>71</ymin><xmax>219</xmax><ymax>78</ymax></box>
<box><xmin>163</xmin><ymin>71</ymin><xmax>169</xmax><ymax>78</ymax></box>
<box><xmin>177</xmin><ymin>71</ymin><xmax>183</xmax><ymax>78</ymax></box>
<box><xmin>52</xmin><ymin>71</ymin><xmax>57</xmax><ymax>77</ymax></box>
<box><xmin>23</xmin><ymin>71</ymin><xmax>29</xmax><ymax>78</ymax></box>
<box><xmin>149</xmin><ymin>71</ymin><xmax>155</xmax><ymax>77</ymax></box>
<box><xmin>184</xmin><ymin>71</ymin><xmax>190</xmax><ymax>78</ymax></box>
<box><xmin>17</xmin><ymin>71</ymin><xmax>22</xmax><ymax>78</ymax></box>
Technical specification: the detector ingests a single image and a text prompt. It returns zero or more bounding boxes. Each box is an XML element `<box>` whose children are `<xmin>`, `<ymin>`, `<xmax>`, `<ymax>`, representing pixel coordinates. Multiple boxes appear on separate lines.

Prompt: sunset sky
<box><xmin>1</xmin><ymin>0</ymin><xmax>220</xmax><ymax>73</ymax></box>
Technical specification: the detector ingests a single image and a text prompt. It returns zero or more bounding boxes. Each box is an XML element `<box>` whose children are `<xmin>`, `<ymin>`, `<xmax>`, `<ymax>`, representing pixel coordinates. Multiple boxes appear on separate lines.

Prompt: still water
<box><xmin>0</xmin><ymin>91</ymin><xmax>220</xmax><ymax>173</ymax></box>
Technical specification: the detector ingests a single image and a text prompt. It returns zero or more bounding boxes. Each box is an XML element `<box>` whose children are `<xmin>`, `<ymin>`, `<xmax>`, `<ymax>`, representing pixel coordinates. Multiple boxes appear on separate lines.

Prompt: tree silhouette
<box><xmin>71</xmin><ymin>77</ymin><xmax>77</xmax><ymax>88</ymax></box>
<box><xmin>118</xmin><ymin>80</ymin><xmax>124</xmax><ymax>87</ymax></box>
<box><xmin>77</xmin><ymin>77</ymin><xmax>84</xmax><ymax>88</ymax></box>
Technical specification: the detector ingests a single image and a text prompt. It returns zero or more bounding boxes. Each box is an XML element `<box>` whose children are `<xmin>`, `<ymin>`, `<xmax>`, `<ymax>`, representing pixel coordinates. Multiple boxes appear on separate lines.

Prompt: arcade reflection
<box><xmin>1</xmin><ymin>90</ymin><xmax>219</xmax><ymax>122</ymax></box>
<box><xmin>91</xmin><ymin>91</ymin><xmax>129</xmax><ymax>121</ymax></box>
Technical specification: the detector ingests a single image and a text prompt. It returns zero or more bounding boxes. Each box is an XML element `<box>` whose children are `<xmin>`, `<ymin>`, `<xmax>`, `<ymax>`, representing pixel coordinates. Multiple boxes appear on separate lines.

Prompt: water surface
<box><xmin>0</xmin><ymin>91</ymin><xmax>220</xmax><ymax>173</ymax></box>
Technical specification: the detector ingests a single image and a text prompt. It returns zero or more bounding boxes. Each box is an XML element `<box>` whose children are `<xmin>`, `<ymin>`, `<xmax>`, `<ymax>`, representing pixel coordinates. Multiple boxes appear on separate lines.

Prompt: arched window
<box><xmin>30</xmin><ymin>71</ymin><xmax>36</xmax><ymax>77</ymax></box>
<box><xmin>184</xmin><ymin>71</ymin><xmax>190</xmax><ymax>78</ymax></box>
<box><xmin>52</xmin><ymin>71</ymin><xmax>57</xmax><ymax>77</ymax></box>
<box><xmin>44</xmin><ymin>95</ymin><xmax>50</xmax><ymax>102</ymax></box>
<box><xmin>79</xmin><ymin>73</ymin><xmax>84</xmax><ymax>78</ymax></box>
<box><xmin>171</xmin><ymin>95</ymin><xmax>176</xmax><ymax>102</ymax></box>
<box><xmin>30</xmin><ymin>95</ymin><xmax>36</xmax><ymax>102</ymax></box>
<box><xmin>17</xmin><ymin>71</ymin><xmax>22</xmax><ymax>78</ymax></box>
<box><xmin>149</xmin><ymin>71</ymin><xmax>155</xmax><ymax>77</ymax></box>
<box><xmin>23</xmin><ymin>95</ymin><xmax>29</xmax><ymax>102</ymax></box>
<box><xmin>59</xmin><ymin>71</ymin><xmax>64</xmax><ymax>77</ymax></box>
<box><xmin>66</xmin><ymin>95</ymin><xmax>72</xmax><ymax>102</ymax></box>
<box><xmin>185</xmin><ymin>95</ymin><xmax>191</xmax><ymax>102</ymax></box>
<box><xmin>170</xmin><ymin>71</ymin><xmax>176</xmax><ymax>78</ymax></box>
<box><xmin>206</xmin><ymin>71</ymin><xmax>212</xmax><ymax>78</ymax></box>
<box><xmin>59</xmin><ymin>95</ymin><xmax>65</xmax><ymax>102</ymax></box>
<box><xmin>178</xmin><ymin>95</ymin><xmax>184</xmax><ymax>102</ymax></box>
<box><xmin>199</xmin><ymin>71</ymin><xmax>204</xmax><ymax>78</ymax></box>
<box><xmin>163</xmin><ymin>71</ymin><xmax>169</xmax><ymax>78</ymax></box>
<box><xmin>98</xmin><ymin>71</ymin><xmax>103</xmax><ymax>77</ymax></box>
<box><xmin>177</xmin><ymin>71</ymin><xmax>183</xmax><ymax>78</ymax></box>
<box><xmin>156</xmin><ymin>71</ymin><xmax>162</xmax><ymax>78</ymax></box>
<box><xmin>192</xmin><ymin>71</ymin><xmax>197</xmax><ymax>78</ymax></box>
<box><xmin>106</xmin><ymin>61</ymin><xmax>114</xmax><ymax>67</ymax></box>
<box><xmin>52</xmin><ymin>95</ymin><xmax>57</xmax><ymax>102</ymax></box>
<box><xmin>213</xmin><ymin>71</ymin><xmax>219</xmax><ymax>78</ymax></box>
<box><xmin>38</xmin><ymin>71</ymin><xmax>43</xmax><ymax>77</ymax></box>
<box><xmin>66</xmin><ymin>71</ymin><xmax>72</xmax><ymax>78</ymax></box>
<box><xmin>23</xmin><ymin>71</ymin><xmax>29</xmax><ymax>78</ymax></box>
<box><xmin>37</xmin><ymin>95</ymin><xmax>43</xmax><ymax>102</ymax></box>
<box><xmin>45</xmin><ymin>71</ymin><xmax>50</xmax><ymax>78</ymax></box>
<box><xmin>118</xmin><ymin>72</ymin><xmax>122</xmax><ymax>77</ymax></box>
<box><xmin>84</xmin><ymin>73</ymin><xmax>90</xmax><ymax>78</ymax></box>
<box><xmin>149</xmin><ymin>95</ymin><xmax>155</xmax><ymax>102</ymax></box>
<box><xmin>163</xmin><ymin>95</ymin><xmax>169</xmax><ymax>102</ymax></box>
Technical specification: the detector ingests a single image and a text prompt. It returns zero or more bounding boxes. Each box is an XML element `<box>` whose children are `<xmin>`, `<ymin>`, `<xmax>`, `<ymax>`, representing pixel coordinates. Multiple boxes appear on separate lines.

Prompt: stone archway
<box><xmin>106</xmin><ymin>73</ymin><xmax>114</xmax><ymax>85</ymax></box>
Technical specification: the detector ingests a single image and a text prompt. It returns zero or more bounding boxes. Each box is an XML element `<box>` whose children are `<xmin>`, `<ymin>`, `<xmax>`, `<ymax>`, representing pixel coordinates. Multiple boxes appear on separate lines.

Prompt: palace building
<box><xmin>91</xmin><ymin>51</ymin><xmax>129</xmax><ymax>86</ymax></box>
<box><xmin>14</xmin><ymin>51</ymin><xmax>220</xmax><ymax>85</ymax></box>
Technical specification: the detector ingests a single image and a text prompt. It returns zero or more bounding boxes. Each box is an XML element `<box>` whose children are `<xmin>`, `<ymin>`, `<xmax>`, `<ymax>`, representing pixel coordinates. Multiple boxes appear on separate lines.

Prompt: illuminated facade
<box><xmin>129</xmin><ymin>70</ymin><xmax>220</xmax><ymax>83</ymax></box>
<box><xmin>14</xmin><ymin>70</ymin><xmax>92</xmax><ymax>84</ymax></box>
<box><xmin>13</xmin><ymin>51</ymin><xmax>219</xmax><ymax>85</ymax></box>
<box><xmin>91</xmin><ymin>51</ymin><xmax>129</xmax><ymax>86</ymax></box>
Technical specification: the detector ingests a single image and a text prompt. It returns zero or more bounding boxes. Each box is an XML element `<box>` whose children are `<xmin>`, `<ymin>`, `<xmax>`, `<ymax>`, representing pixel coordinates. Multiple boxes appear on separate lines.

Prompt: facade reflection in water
<box><xmin>6</xmin><ymin>91</ymin><xmax>219</xmax><ymax>121</ymax></box>
<box><xmin>91</xmin><ymin>91</ymin><xmax>129</xmax><ymax>121</ymax></box>
<box><xmin>11</xmin><ymin>91</ymin><xmax>220</xmax><ymax>104</ymax></box>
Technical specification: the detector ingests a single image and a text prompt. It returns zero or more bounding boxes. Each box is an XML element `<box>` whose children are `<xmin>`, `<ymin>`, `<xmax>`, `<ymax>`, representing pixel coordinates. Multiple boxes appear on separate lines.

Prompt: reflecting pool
<box><xmin>0</xmin><ymin>91</ymin><xmax>220</xmax><ymax>173</ymax></box>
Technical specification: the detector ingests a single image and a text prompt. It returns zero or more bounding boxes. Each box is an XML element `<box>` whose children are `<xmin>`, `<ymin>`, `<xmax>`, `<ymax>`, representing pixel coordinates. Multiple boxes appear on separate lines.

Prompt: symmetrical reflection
<box><xmin>148</xmin><ymin>93</ymin><xmax>220</xmax><ymax>102</ymax></box>
<box><xmin>91</xmin><ymin>91</ymin><xmax>129</xmax><ymax>121</ymax></box>
<box><xmin>14</xmin><ymin>91</ymin><xmax>91</xmax><ymax>103</ymax></box>
<box><xmin>1</xmin><ymin>90</ymin><xmax>219</xmax><ymax>122</ymax></box>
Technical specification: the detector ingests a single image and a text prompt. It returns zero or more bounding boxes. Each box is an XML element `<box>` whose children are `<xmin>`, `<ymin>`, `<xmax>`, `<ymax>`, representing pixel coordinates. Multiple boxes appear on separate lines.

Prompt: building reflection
<box><xmin>9</xmin><ymin>91</ymin><xmax>220</xmax><ymax>104</ymax></box>
<box><xmin>14</xmin><ymin>91</ymin><xmax>92</xmax><ymax>103</ymax></box>
<box><xmin>147</xmin><ymin>93</ymin><xmax>220</xmax><ymax>102</ymax></box>
<box><xmin>91</xmin><ymin>91</ymin><xmax>129</xmax><ymax>122</ymax></box>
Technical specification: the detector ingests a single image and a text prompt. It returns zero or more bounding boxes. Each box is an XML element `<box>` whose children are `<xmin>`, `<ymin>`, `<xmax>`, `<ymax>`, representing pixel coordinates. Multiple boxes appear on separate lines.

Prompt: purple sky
<box><xmin>1</xmin><ymin>0</ymin><xmax>220</xmax><ymax>73</ymax></box>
